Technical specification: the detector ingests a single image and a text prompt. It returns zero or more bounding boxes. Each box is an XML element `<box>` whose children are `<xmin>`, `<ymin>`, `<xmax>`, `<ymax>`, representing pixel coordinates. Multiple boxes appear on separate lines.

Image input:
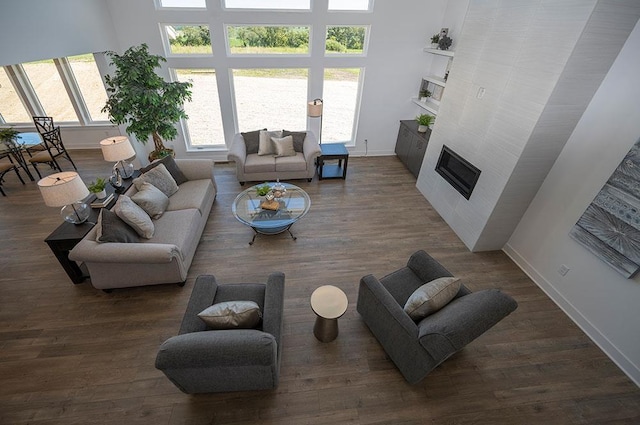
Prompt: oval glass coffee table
<box><xmin>232</xmin><ymin>182</ymin><xmax>311</xmax><ymax>245</ymax></box>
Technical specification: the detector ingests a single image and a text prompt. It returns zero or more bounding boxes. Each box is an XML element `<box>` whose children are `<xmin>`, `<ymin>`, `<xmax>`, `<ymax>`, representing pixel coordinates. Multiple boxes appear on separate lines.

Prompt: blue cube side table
<box><xmin>317</xmin><ymin>143</ymin><xmax>349</xmax><ymax>180</ymax></box>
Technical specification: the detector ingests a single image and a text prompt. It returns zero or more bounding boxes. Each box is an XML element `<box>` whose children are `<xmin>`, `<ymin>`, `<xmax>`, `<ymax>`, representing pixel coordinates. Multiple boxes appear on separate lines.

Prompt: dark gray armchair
<box><xmin>357</xmin><ymin>250</ymin><xmax>517</xmax><ymax>384</ymax></box>
<box><xmin>156</xmin><ymin>273</ymin><xmax>285</xmax><ymax>393</ymax></box>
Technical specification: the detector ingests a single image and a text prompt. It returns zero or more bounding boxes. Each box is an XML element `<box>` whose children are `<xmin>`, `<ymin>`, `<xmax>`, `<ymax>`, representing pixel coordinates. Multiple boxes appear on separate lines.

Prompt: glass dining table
<box><xmin>0</xmin><ymin>132</ymin><xmax>42</xmax><ymax>181</ymax></box>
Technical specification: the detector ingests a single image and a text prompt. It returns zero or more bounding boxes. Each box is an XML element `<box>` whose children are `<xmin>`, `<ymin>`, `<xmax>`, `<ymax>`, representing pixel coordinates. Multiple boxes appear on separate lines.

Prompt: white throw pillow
<box><xmin>272</xmin><ymin>135</ymin><xmax>296</xmax><ymax>157</ymax></box>
<box><xmin>403</xmin><ymin>277</ymin><xmax>461</xmax><ymax>321</ymax></box>
<box><xmin>114</xmin><ymin>195</ymin><xmax>154</xmax><ymax>239</ymax></box>
<box><xmin>258</xmin><ymin>130</ymin><xmax>283</xmax><ymax>156</ymax></box>
<box><xmin>131</xmin><ymin>182</ymin><xmax>170</xmax><ymax>219</ymax></box>
<box><xmin>198</xmin><ymin>301</ymin><xmax>262</xmax><ymax>329</ymax></box>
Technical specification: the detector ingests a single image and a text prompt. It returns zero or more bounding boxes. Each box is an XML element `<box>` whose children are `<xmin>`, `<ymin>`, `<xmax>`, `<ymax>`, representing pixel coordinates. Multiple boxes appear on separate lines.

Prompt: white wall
<box><xmin>505</xmin><ymin>19</ymin><xmax>640</xmax><ymax>386</ymax></box>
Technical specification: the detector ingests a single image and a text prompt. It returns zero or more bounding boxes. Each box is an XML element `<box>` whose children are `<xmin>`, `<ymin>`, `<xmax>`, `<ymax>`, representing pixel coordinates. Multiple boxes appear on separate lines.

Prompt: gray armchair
<box><xmin>357</xmin><ymin>250</ymin><xmax>517</xmax><ymax>384</ymax></box>
<box><xmin>156</xmin><ymin>273</ymin><xmax>285</xmax><ymax>393</ymax></box>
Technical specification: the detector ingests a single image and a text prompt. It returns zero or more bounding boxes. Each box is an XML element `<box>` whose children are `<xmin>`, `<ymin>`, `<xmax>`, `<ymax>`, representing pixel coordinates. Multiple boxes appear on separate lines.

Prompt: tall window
<box><xmin>323</xmin><ymin>68</ymin><xmax>362</xmax><ymax>143</ymax></box>
<box><xmin>226</xmin><ymin>26</ymin><xmax>310</xmax><ymax>55</ymax></box>
<box><xmin>22</xmin><ymin>59</ymin><xmax>77</xmax><ymax>122</ymax></box>
<box><xmin>158</xmin><ymin>0</ymin><xmax>206</xmax><ymax>8</ymax></box>
<box><xmin>0</xmin><ymin>68</ymin><xmax>31</xmax><ymax>123</ymax></box>
<box><xmin>67</xmin><ymin>54</ymin><xmax>109</xmax><ymax>121</ymax></box>
<box><xmin>224</xmin><ymin>0</ymin><xmax>310</xmax><ymax>10</ymax></box>
<box><xmin>328</xmin><ymin>0</ymin><xmax>372</xmax><ymax>11</ymax></box>
<box><xmin>175</xmin><ymin>69</ymin><xmax>224</xmax><ymax>147</ymax></box>
<box><xmin>232</xmin><ymin>69</ymin><xmax>308</xmax><ymax>131</ymax></box>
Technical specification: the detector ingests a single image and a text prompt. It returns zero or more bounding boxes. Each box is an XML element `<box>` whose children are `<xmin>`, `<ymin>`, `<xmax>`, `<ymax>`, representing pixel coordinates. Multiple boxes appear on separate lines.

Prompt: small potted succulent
<box><xmin>88</xmin><ymin>177</ymin><xmax>108</xmax><ymax>199</ymax></box>
<box><xmin>419</xmin><ymin>89</ymin><xmax>432</xmax><ymax>102</ymax></box>
<box><xmin>416</xmin><ymin>114</ymin><xmax>435</xmax><ymax>133</ymax></box>
<box><xmin>256</xmin><ymin>183</ymin><xmax>271</xmax><ymax>197</ymax></box>
<box><xmin>430</xmin><ymin>34</ymin><xmax>440</xmax><ymax>49</ymax></box>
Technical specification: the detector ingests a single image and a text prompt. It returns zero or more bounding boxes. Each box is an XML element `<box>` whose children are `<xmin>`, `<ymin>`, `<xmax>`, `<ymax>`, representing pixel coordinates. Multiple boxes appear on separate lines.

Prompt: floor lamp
<box><xmin>307</xmin><ymin>98</ymin><xmax>323</xmax><ymax>145</ymax></box>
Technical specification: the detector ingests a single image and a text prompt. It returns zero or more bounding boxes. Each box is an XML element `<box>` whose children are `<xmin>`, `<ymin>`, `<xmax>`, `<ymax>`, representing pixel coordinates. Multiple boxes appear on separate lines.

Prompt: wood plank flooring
<box><xmin>1</xmin><ymin>150</ymin><xmax>639</xmax><ymax>424</ymax></box>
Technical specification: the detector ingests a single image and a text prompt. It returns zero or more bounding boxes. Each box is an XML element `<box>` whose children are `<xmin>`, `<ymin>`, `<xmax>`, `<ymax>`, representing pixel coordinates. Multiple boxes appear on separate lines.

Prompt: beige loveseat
<box><xmin>69</xmin><ymin>159</ymin><xmax>217</xmax><ymax>290</ymax></box>
<box><xmin>227</xmin><ymin>130</ymin><xmax>321</xmax><ymax>184</ymax></box>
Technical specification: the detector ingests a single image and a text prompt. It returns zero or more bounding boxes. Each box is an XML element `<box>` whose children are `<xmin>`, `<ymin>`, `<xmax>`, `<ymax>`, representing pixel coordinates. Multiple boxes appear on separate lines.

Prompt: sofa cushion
<box><xmin>272</xmin><ymin>135</ymin><xmax>296</xmax><ymax>157</ymax></box>
<box><xmin>131</xmin><ymin>182</ymin><xmax>170</xmax><ymax>219</ymax></box>
<box><xmin>166</xmin><ymin>179</ymin><xmax>215</xmax><ymax>214</ymax></box>
<box><xmin>245</xmin><ymin>153</ymin><xmax>276</xmax><ymax>173</ymax></box>
<box><xmin>258</xmin><ymin>130</ymin><xmax>282</xmax><ymax>156</ymax></box>
<box><xmin>241</xmin><ymin>129</ymin><xmax>266</xmax><ymax>154</ymax></box>
<box><xmin>275</xmin><ymin>153</ymin><xmax>307</xmax><ymax>172</ymax></box>
<box><xmin>197</xmin><ymin>301</ymin><xmax>262</xmax><ymax>330</ymax></box>
<box><xmin>149</xmin><ymin>209</ymin><xmax>201</xmax><ymax>261</ymax></box>
<box><xmin>134</xmin><ymin>164</ymin><xmax>179</xmax><ymax>197</ymax></box>
<box><xmin>96</xmin><ymin>208</ymin><xmax>140</xmax><ymax>243</ymax></box>
<box><xmin>114</xmin><ymin>195</ymin><xmax>155</xmax><ymax>239</ymax></box>
<box><xmin>141</xmin><ymin>155</ymin><xmax>188</xmax><ymax>186</ymax></box>
<box><xmin>282</xmin><ymin>130</ymin><xmax>306</xmax><ymax>152</ymax></box>
<box><xmin>404</xmin><ymin>277</ymin><xmax>461</xmax><ymax>321</ymax></box>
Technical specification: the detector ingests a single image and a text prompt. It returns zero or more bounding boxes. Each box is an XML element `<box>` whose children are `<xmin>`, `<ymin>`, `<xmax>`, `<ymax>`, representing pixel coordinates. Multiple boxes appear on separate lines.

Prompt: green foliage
<box><xmin>419</xmin><ymin>89</ymin><xmax>432</xmax><ymax>98</ymax></box>
<box><xmin>431</xmin><ymin>34</ymin><xmax>440</xmax><ymax>43</ymax></box>
<box><xmin>88</xmin><ymin>177</ymin><xmax>107</xmax><ymax>193</ymax></box>
<box><xmin>102</xmin><ymin>44</ymin><xmax>192</xmax><ymax>153</ymax></box>
<box><xmin>325</xmin><ymin>39</ymin><xmax>347</xmax><ymax>52</ymax></box>
<box><xmin>228</xmin><ymin>26</ymin><xmax>309</xmax><ymax>49</ymax></box>
<box><xmin>0</xmin><ymin>127</ymin><xmax>19</xmax><ymax>142</ymax></box>
<box><xmin>327</xmin><ymin>27</ymin><xmax>365</xmax><ymax>50</ymax></box>
<box><xmin>256</xmin><ymin>183</ymin><xmax>271</xmax><ymax>196</ymax></box>
<box><xmin>170</xmin><ymin>25</ymin><xmax>211</xmax><ymax>47</ymax></box>
<box><xmin>416</xmin><ymin>114</ymin><xmax>435</xmax><ymax>128</ymax></box>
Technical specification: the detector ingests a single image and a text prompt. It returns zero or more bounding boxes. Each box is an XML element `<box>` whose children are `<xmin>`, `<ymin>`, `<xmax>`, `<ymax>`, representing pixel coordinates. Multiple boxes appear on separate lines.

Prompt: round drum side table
<box><xmin>310</xmin><ymin>285</ymin><xmax>348</xmax><ymax>343</ymax></box>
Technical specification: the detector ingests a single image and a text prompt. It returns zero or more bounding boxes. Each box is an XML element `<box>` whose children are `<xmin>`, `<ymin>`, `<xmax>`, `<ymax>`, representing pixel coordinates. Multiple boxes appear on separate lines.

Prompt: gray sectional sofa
<box><xmin>69</xmin><ymin>159</ymin><xmax>217</xmax><ymax>290</ymax></box>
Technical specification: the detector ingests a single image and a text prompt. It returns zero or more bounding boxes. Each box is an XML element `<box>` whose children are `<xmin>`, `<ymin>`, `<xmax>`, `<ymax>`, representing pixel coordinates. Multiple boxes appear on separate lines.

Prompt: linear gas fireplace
<box><xmin>435</xmin><ymin>145</ymin><xmax>481</xmax><ymax>200</ymax></box>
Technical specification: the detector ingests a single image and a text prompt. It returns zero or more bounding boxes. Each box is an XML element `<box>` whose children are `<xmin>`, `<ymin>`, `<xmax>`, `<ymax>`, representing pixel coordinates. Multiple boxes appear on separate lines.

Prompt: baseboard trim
<box><xmin>503</xmin><ymin>243</ymin><xmax>640</xmax><ymax>388</ymax></box>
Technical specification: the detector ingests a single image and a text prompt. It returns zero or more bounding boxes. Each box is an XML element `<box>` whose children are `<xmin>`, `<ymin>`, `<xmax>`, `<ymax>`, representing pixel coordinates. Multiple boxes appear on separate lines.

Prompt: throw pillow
<box><xmin>403</xmin><ymin>277</ymin><xmax>461</xmax><ymax>321</ymax></box>
<box><xmin>282</xmin><ymin>130</ymin><xmax>307</xmax><ymax>153</ymax></box>
<box><xmin>197</xmin><ymin>301</ymin><xmax>262</xmax><ymax>330</ymax></box>
<box><xmin>130</xmin><ymin>182</ymin><xmax>170</xmax><ymax>219</ymax></box>
<box><xmin>241</xmin><ymin>128</ymin><xmax>266</xmax><ymax>155</ymax></box>
<box><xmin>114</xmin><ymin>195</ymin><xmax>154</xmax><ymax>239</ymax></box>
<box><xmin>271</xmin><ymin>135</ymin><xmax>296</xmax><ymax>157</ymax></box>
<box><xmin>140</xmin><ymin>155</ymin><xmax>188</xmax><ymax>186</ymax></box>
<box><xmin>258</xmin><ymin>130</ymin><xmax>283</xmax><ymax>156</ymax></box>
<box><xmin>134</xmin><ymin>163</ymin><xmax>179</xmax><ymax>197</ymax></box>
<box><xmin>97</xmin><ymin>208</ymin><xmax>140</xmax><ymax>243</ymax></box>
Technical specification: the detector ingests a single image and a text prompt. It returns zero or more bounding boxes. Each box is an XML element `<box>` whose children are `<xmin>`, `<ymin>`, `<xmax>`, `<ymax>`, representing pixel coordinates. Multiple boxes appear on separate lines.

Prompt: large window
<box><xmin>232</xmin><ymin>69</ymin><xmax>308</xmax><ymax>132</ymax></box>
<box><xmin>158</xmin><ymin>0</ymin><xmax>206</xmax><ymax>8</ymax></box>
<box><xmin>67</xmin><ymin>54</ymin><xmax>109</xmax><ymax>121</ymax></box>
<box><xmin>22</xmin><ymin>59</ymin><xmax>77</xmax><ymax>122</ymax></box>
<box><xmin>164</xmin><ymin>25</ymin><xmax>212</xmax><ymax>55</ymax></box>
<box><xmin>323</xmin><ymin>68</ymin><xmax>362</xmax><ymax>143</ymax></box>
<box><xmin>0</xmin><ymin>68</ymin><xmax>31</xmax><ymax>123</ymax></box>
<box><xmin>325</xmin><ymin>26</ymin><xmax>367</xmax><ymax>55</ymax></box>
<box><xmin>328</xmin><ymin>0</ymin><xmax>372</xmax><ymax>11</ymax></box>
<box><xmin>224</xmin><ymin>0</ymin><xmax>310</xmax><ymax>10</ymax></box>
<box><xmin>175</xmin><ymin>69</ymin><xmax>224</xmax><ymax>147</ymax></box>
<box><xmin>227</xmin><ymin>26</ymin><xmax>310</xmax><ymax>55</ymax></box>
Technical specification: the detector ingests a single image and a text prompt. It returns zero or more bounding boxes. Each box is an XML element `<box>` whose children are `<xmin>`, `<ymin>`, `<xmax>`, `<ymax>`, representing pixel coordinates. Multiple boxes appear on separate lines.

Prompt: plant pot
<box><xmin>94</xmin><ymin>189</ymin><xmax>107</xmax><ymax>199</ymax></box>
<box><xmin>430</xmin><ymin>43</ymin><xmax>439</xmax><ymax>49</ymax></box>
<box><xmin>148</xmin><ymin>148</ymin><xmax>175</xmax><ymax>162</ymax></box>
<box><xmin>418</xmin><ymin>125</ymin><xmax>429</xmax><ymax>133</ymax></box>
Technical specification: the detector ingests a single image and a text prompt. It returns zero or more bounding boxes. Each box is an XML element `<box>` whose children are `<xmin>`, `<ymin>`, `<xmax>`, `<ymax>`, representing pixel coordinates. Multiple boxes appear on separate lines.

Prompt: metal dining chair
<box><xmin>28</xmin><ymin>116</ymin><xmax>53</xmax><ymax>154</ymax></box>
<box><xmin>27</xmin><ymin>127</ymin><xmax>77</xmax><ymax>178</ymax></box>
<box><xmin>0</xmin><ymin>146</ymin><xmax>26</xmax><ymax>196</ymax></box>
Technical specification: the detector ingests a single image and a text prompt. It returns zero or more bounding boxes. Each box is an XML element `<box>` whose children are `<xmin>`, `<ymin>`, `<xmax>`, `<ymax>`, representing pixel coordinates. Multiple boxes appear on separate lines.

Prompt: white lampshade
<box><xmin>307</xmin><ymin>99</ymin><xmax>323</xmax><ymax>117</ymax></box>
<box><xmin>100</xmin><ymin>136</ymin><xmax>136</xmax><ymax>162</ymax></box>
<box><xmin>37</xmin><ymin>171</ymin><xmax>90</xmax><ymax>207</ymax></box>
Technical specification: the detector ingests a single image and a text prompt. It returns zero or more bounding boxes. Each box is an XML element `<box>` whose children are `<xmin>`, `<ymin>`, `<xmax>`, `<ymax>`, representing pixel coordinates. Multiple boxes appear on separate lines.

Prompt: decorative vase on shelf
<box><xmin>418</xmin><ymin>125</ymin><xmax>428</xmax><ymax>133</ymax></box>
<box><xmin>430</xmin><ymin>43</ymin><xmax>439</xmax><ymax>49</ymax></box>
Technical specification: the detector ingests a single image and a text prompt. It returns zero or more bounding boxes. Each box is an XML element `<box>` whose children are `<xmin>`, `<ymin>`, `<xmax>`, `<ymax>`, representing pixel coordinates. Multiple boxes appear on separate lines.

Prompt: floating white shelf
<box><xmin>411</xmin><ymin>97</ymin><xmax>439</xmax><ymax>115</ymax></box>
<box><xmin>423</xmin><ymin>75</ymin><xmax>446</xmax><ymax>87</ymax></box>
<box><xmin>423</xmin><ymin>48</ymin><xmax>455</xmax><ymax>57</ymax></box>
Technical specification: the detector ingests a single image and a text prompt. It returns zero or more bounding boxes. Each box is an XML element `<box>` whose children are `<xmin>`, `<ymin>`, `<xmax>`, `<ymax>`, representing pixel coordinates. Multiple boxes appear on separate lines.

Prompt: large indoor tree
<box><xmin>102</xmin><ymin>43</ymin><xmax>192</xmax><ymax>160</ymax></box>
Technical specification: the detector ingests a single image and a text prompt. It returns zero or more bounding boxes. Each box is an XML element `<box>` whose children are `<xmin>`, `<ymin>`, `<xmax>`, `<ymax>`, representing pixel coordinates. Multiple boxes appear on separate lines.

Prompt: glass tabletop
<box><xmin>232</xmin><ymin>182</ymin><xmax>311</xmax><ymax>232</ymax></box>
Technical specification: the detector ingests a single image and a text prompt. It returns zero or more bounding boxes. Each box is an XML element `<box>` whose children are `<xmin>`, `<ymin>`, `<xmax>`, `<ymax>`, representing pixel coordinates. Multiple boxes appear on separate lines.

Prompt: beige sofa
<box><xmin>227</xmin><ymin>131</ymin><xmax>321</xmax><ymax>184</ymax></box>
<box><xmin>69</xmin><ymin>159</ymin><xmax>217</xmax><ymax>290</ymax></box>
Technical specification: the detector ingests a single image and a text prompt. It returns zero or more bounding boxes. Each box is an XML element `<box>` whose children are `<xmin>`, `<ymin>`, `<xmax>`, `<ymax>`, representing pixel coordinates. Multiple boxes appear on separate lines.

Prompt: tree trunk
<box><xmin>151</xmin><ymin>131</ymin><xmax>165</xmax><ymax>152</ymax></box>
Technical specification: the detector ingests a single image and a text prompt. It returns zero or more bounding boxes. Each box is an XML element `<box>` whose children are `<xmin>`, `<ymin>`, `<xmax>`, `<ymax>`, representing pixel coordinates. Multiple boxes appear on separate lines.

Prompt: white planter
<box><xmin>430</xmin><ymin>43</ymin><xmax>439</xmax><ymax>49</ymax></box>
<box><xmin>95</xmin><ymin>189</ymin><xmax>107</xmax><ymax>199</ymax></box>
<box><xmin>418</xmin><ymin>125</ymin><xmax>429</xmax><ymax>133</ymax></box>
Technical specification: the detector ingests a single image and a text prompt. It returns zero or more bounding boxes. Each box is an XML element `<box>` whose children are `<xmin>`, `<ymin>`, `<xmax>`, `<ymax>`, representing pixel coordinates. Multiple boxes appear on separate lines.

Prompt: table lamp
<box><xmin>307</xmin><ymin>98</ymin><xmax>323</xmax><ymax>145</ymax></box>
<box><xmin>100</xmin><ymin>136</ymin><xmax>136</xmax><ymax>189</ymax></box>
<box><xmin>37</xmin><ymin>171</ymin><xmax>91</xmax><ymax>224</ymax></box>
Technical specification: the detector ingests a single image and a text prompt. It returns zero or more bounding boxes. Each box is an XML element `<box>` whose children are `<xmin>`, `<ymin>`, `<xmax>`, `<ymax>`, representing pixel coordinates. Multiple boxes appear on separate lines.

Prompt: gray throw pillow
<box><xmin>97</xmin><ymin>208</ymin><xmax>140</xmax><ymax>243</ymax></box>
<box><xmin>140</xmin><ymin>155</ymin><xmax>188</xmax><ymax>185</ymax></box>
<box><xmin>197</xmin><ymin>301</ymin><xmax>262</xmax><ymax>330</ymax></box>
<box><xmin>272</xmin><ymin>135</ymin><xmax>296</xmax><ymax>157</ymax></box>
<box><xmin>282</xmin><ymin>130</ymin><xmax>306</xmax><ymax>153</ymax></box>
<box><xmin>403</xmin><ymin>277</ymin><xmax>461</xmax><ymax>321</ymax></box>
<box><xmin>241</xmin><ymin>128</ymin><xmax>266</xmax><ymax>154</ymax></box>
<box><xmin>134</xmin><ymin>163</ymin><xmax>179</xmax><ymax>197</ymax></box>
<box><xmin>114</xmin><ymin>195</ymin><xmax>154</xmax><ymax>239</ymax></box>
<box><xmin>258</xmin><ymin>130</ymin><xmax>283</xmax><ymax>156</ymax></box>
<box><xmin>130</xmin><ymin>182</ymin><xmax>170</xmax><ymax>219</ymax></box>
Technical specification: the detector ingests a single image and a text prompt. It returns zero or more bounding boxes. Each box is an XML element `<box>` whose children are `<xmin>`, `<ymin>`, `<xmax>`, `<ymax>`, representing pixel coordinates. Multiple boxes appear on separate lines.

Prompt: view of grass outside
<box><xmin>0</xmin><ymin>68</ymin><xmax>31</xmax><ymax>123</ymax></box>
<box><xmin>68</xmin><ymin>54</ymin><xmax>109</xmax><ymax>121</ymax></box>
<box><xmin>227</xmin><ymin>26</ymin><xmax>310</xmax><ymax>55</ymax></box>
<box><xmin>325</xmin><ymin>26</ymin><xmax>366</xmax><ymax>55</ymax></box>
<box><xmin>22</xmin><ymin>59</ymin><xmax>77</xmax><ymax>122</ymax></box>
<box><xmin>167</xmin><ymin>25</ymin><xmax>212</xmax><ymax>55</ymax></box>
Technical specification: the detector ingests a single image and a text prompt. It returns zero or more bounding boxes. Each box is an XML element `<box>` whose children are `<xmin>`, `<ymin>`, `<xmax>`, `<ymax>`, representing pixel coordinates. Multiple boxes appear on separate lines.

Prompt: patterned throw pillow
<box><xmin>134</xmin><ymin>163</ymin><xmax>179</xmax><ymax>197</ymax></box>
<box><xmin>197</xmin><ymin>301</ymin><xmax>262</xmax><ymax>329</ymax></box>
<box><xmin>403</xmin><ymin>277</ymin><xmax>461</xmax><ymax>321</ymax></box>
<box><xmin>114</xmin><ymin>195</ymin><xmax>154</xmax><ymax>239</ymax></box>
<box><xmin>131</xmin><ymin>182</ymin><xmax>170</xmax><ymax>219</ymax></box>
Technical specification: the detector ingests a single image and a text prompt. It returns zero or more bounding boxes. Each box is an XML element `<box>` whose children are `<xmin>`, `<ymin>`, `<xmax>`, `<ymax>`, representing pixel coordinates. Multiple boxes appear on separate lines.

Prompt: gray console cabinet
<box><xmin>395</xmin><ymin>120</ymin><xmax>431</xmax><ymax>178</ymax></box>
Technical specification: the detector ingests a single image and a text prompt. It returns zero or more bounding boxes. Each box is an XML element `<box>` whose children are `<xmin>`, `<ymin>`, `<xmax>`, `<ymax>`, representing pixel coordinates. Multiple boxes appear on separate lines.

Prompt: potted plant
<box><xmin>419</xmin><ymin>89</ymin><xmax>432</xmax><ymax>102</ymax></box>
<box><xmin>102</xmin><ymin>43</ymin><xmax>193</xmax><ymax>161</ymax></box>
<box><xmin>430</xmin><ymin>34</ymin><xmax>440</xmax><ymax>49</ymax></box>
<box><xmin>438</xmin><ymin>35</ymin><xmax>452</xmax><ymax>51</ymax></box>
<box><xmin>88</xmin><ymin>177</ymin><xmax>108</xmax><ymax>199</ymax></box>
<box><xmin>0</xmin><ymin>127</ymin><xmax>19</xmax><ymax>144</ymax></box>
<box><xmin>416</xmin><ymin>114</ymin><xmax>435</xmax><ymax>133</ymax></box>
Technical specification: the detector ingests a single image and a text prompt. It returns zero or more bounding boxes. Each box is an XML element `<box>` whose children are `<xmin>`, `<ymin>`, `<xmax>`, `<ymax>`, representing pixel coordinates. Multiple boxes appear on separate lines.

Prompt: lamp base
<box><xmin>60</xmin><ymin>202</ymin><xmax>90</xmax><ymax>224</ymax></box>
<box><xmin>115</xmin><ymin>160</ymin><xmax>135</xmax><ymax>179</ymax></box>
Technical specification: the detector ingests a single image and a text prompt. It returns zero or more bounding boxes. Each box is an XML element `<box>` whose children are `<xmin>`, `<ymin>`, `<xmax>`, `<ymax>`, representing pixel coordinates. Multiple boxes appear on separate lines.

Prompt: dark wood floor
<box><xmin>1</xmin><ymin>150</ymin><xmax>639</xmax><ymax>424</ymax></box>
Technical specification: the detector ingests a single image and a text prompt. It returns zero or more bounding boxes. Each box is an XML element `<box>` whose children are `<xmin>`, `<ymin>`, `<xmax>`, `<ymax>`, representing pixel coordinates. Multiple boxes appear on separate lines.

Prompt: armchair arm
<box><xmin>179</xmin><ymin>275</ymin><xmax>218</xmax><ymax>335</ymax></box>
<box><xmin>407</xmin><ymin>250</ymin><xmax>453</xmax><ymax>282</ymax></box>
<box><xmin>263</xmin><ymin>272</ymin><xmax>285</xmax><ymax>350</ymax></box>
